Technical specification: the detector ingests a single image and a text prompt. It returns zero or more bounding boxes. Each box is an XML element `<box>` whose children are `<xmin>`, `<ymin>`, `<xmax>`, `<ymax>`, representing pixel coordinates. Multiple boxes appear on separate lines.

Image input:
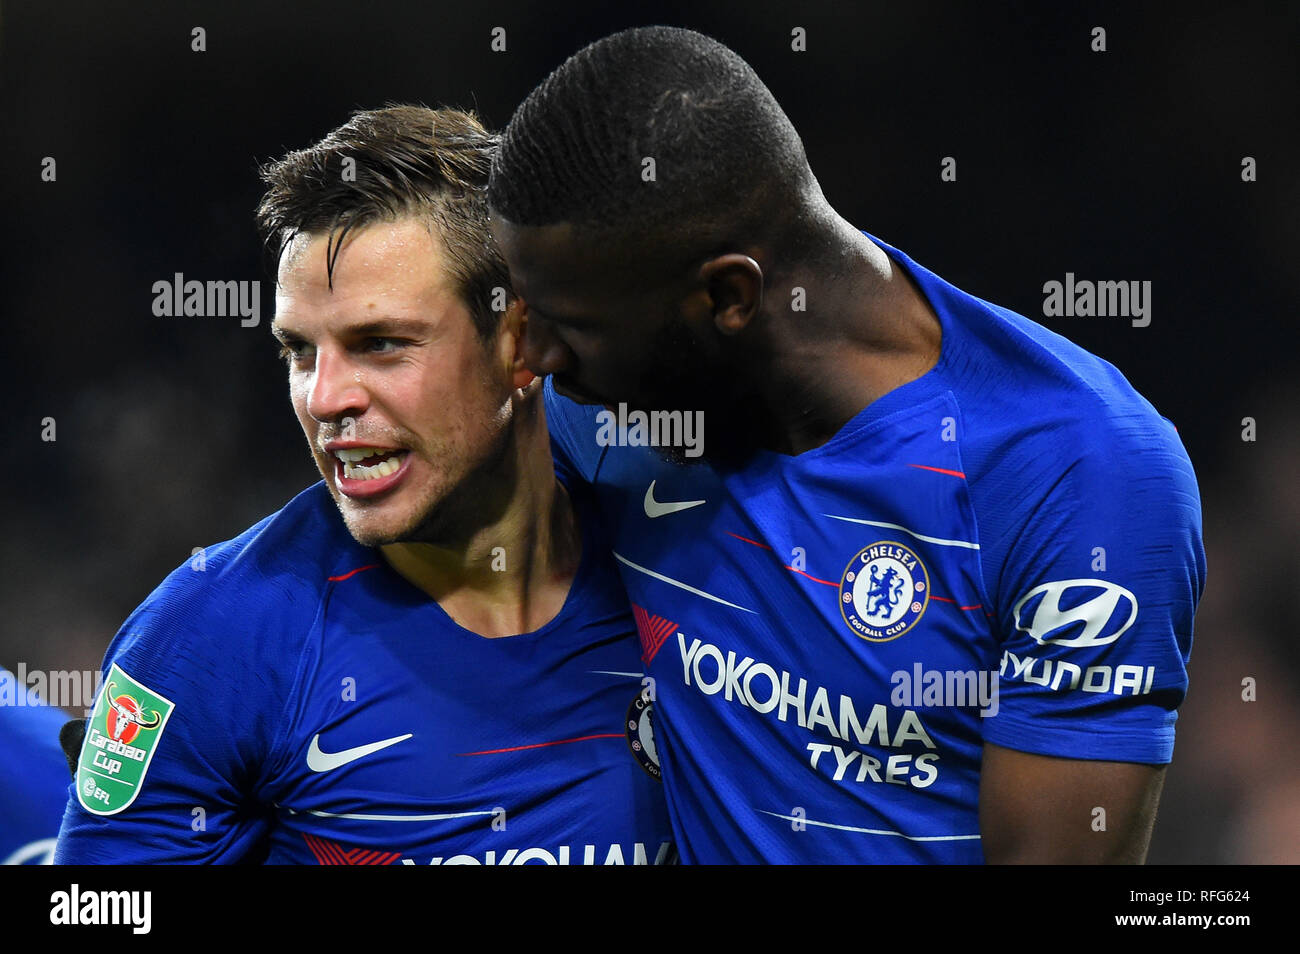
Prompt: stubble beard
<box><xmin>387</xmin><ymin>419</ymin><xmax>517</xmax><ymax>548</ymax></box>
<box><xmin>353</xmin><ymin>398</ymin><xmax>519</xmax><ymax>549</ymax></box>
<box><xmin>634</xmin><ymin>317</ymin><xmax>765</xmax><ymax>470</ymax></box>
<box><xmin>315</xmin><ymin>402</ymin><xmax>513</xmax><ymax>549</ymax></box>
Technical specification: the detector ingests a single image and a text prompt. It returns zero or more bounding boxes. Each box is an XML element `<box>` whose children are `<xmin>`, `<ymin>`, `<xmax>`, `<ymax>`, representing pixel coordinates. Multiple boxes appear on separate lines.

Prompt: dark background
<box><xmin>4</xmin><ymin>0</ymin><xmax>1297</xmax><ymax>863</ymax></box>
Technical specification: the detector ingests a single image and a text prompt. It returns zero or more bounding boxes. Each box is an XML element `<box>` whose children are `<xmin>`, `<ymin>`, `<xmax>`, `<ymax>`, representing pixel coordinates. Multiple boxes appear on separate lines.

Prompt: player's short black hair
<box><xmin>257</xmin><ymin>104</ymin><xmax>508</xmax><ymax>339</ymax></box>
<box><xmin>488</xmin><ymin>26</ymin><xmax>822</xmax><ymax>264</ymax></box>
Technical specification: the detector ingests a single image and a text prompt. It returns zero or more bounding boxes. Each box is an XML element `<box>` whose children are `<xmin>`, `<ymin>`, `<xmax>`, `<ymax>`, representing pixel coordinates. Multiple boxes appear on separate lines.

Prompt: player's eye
<box><xmin>361</xmin><ymin>337</ymin><xmax>407</xmax><ymax>355</ymax></box>
<box><xmin>276</xmin><ymin>339</ymin><xmax>312</xmax><ymax>364</ymax></box>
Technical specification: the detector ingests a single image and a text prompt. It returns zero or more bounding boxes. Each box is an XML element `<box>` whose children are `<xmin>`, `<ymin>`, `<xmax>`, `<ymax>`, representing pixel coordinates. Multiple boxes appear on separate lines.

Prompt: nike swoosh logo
<box><xmin>306</xmin><ymin>733</ymin><xmax>413</xmax><ymax>773</ymax></box>
<box><xmin>643</xmin><ymin>480</ymin><xmax>706</xmax><ymax>518</ymax></box>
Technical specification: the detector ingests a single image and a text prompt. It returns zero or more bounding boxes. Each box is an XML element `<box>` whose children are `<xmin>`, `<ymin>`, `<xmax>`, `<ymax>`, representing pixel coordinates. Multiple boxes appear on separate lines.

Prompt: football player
<box><xmin>56</xmin><ymin>106</ymin><xmax>672</xmax><ymax>865</ymax></box>
<box><xmin>488</xmin><ymin>27</ymin><xmax>1205</xmax><ymax>863</ymax></box>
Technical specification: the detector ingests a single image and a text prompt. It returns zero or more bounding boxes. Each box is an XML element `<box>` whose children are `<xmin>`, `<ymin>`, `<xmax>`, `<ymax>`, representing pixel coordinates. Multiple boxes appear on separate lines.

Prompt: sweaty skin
<box><xmin>273</xmin><ymin>217</ymin><xmax>578</xmax><ymax>637</ymax></box>
<box><xmin>981</xmin><ymin>743</ymin><xmax>1166</xmax><ymax>863</ymax></box>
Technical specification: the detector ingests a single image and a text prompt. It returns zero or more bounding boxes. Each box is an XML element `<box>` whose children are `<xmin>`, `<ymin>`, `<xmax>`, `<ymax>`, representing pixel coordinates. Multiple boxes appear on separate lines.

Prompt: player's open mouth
<box><xmin>330</xmin><ymin>446</ymin><xmax>412</xmax><ymax>497</ymax></box>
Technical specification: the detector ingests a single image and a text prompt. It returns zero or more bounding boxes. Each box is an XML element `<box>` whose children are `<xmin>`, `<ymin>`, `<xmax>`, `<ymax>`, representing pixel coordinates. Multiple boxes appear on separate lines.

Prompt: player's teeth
<box><xmin>335</xmin><ymin>446</ymin><xmax>389</xmax><ymax>463</ymax></box>
<box><xmin>342</xmin><ymin>454</ymin><xmax>402</xmax><ymax>481</ymax></box>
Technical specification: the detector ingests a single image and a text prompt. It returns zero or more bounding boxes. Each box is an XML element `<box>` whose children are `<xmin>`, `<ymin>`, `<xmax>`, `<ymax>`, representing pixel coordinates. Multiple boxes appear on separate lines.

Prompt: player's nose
<box><xmin>521</xmin><ymin>313</ymin><xmax>575</xmax><ymax>377</ymax></box>
<box><xmin>306</xmin><ymin>347</ymin><xmax>369</xmax><ymax>423</ymax></box>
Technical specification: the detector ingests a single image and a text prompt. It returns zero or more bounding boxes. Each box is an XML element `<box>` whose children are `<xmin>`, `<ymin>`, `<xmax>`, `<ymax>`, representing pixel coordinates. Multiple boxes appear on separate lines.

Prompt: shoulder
<box><xmin>953</xmin><ymin>303</ymin><xmax>1202</xmax><ymax>576</ymax></box>
<box><xmin>132</xmin><ymin>483</ymin><xmax>359</xmax><ymax>625</ymax></box>
<box><xmin>875</xmin><ymin>236</ymin><xmax>1205</xmax><ymax>637</ymax></box>
<box><xmin>883</xmin><ymin>238</ymin><xmax>1200</xmax><ymax>556</ymax></box>
<box><xmin>99</xmin><ymin>483</ymin><xmax>372</xmax><ymax>727</ymax></box>
<box><xmin>875</xmin><ymin>231</ymin><xmax>1179</xmax><ymax>449</ymax></box>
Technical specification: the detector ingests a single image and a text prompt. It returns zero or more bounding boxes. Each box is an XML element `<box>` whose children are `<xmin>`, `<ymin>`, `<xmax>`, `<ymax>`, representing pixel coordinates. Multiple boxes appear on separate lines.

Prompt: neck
<box><xmin>742</xmin><ymin>218</ymin><xmax>942</xmax><ymax>455</ymax></box>
<box><xmin>379</xmin><ymin>392</ymin><xmax>581</xmax><ymax>638</ymax></box>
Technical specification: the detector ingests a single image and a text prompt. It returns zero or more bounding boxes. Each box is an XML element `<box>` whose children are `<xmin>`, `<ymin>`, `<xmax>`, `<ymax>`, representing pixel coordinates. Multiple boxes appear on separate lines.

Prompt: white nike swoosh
<box><xmin>306</xmin><ymin>732</ymin><xmax>413</xmax><ymax>773</ymax></box>
<box><xmin>643</xmin><ymin>480</ymin><xmax>706</xmax><ymax>518</ymax></box>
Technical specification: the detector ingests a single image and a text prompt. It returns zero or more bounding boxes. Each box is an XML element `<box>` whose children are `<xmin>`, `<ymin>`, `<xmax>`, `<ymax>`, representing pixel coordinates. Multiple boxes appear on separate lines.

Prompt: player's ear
<box><xmin>699</xmin><ymin>254</ymin><xmax>763</xmax><ymax>336</ymax></box>
<box><xmin>502</xmin><ymin>298</ymin><xmax>539</xmax><ymax>392</ymax></box>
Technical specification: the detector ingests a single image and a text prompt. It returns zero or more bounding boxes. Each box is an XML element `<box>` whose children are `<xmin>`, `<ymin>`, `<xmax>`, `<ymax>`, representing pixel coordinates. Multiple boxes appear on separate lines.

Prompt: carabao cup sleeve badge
<box><xmin>76</xmin><ymin>662</ymin><xmax>176</xmax><ymax>815</ymax></box>
<box><xmin>839</xmin><ymin>541</ymin><xmax>931</xmax><ymax>642</ymax></box>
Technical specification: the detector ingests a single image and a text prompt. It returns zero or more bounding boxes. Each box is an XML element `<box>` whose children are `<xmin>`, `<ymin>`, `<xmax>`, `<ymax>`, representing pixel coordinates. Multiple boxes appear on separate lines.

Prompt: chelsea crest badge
<box><xmin>839</xmin><ymin>541</ymin><xmax>930</xmax><ymax>642</ymax></box>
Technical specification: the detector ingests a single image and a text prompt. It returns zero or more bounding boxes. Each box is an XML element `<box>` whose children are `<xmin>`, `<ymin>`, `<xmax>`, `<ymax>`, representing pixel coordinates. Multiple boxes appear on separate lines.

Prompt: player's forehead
<box><xmin>279</xmin><ymin>217</ymin><xmax>449</xmax><ymax>287</ymax></box>
<box><xmin>274</xmin><ymin>218</ymin><xmax>461</xmax><ymax>326</ymax></box>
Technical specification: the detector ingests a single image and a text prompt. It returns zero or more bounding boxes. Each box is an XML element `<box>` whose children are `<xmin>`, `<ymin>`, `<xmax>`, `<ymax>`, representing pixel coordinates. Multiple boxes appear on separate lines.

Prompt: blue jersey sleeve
<box><xmin>978</xmin><ymin>408</ymin><xmax>1205</xmax><ymax>764</ymax></box>
<box><xmin>55</xmin><ymin>523</ymin><xmax>315</xmax><ymax>863</ymax></box>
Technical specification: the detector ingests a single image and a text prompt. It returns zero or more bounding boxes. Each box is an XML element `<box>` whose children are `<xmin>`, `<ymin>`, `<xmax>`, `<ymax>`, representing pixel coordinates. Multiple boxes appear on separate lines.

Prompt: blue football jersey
<box><xmin>544</xmin><ymin>233</ymin><xmax>1206</xmax><ymax>863</ymax></box>
<box><xmin>0</xmin><ymin>672</ymin><xmax>71</xmax><ymax>865</ymax></box>
<box><xmin>55</xmin><ymin>481</ymin><xmax>673</xmax><ymax>865</ymax></box>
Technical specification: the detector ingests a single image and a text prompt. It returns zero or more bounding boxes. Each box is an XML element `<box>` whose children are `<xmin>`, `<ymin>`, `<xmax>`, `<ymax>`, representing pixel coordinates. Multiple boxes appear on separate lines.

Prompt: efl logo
<box><xmin>1012</xmin><ymin>579</ymin><xmax>1138</xmax><ymax>648</ymax></box>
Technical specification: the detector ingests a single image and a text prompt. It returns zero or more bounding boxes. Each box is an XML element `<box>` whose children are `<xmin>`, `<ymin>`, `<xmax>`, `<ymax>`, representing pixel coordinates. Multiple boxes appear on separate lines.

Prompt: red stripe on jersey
<box><xmin>456</xmin><ymin>733</ymin><xmax>624</xmax><ymax>757</ymax></box>
<box><xmin>727</xmin><ymin>532</ymin><xmax>838</xmax><ymax>586</ymax></box>
<box><xmin>788</xmin><ymin>566</ymin><xmax>839</xmax><ymax>587</ymax></box>
<box><xmin>907</xmin><ymin>463</ymin><xmax>967</xmax><ymax>479</ymax></box>
<box><xmin>929</xmin><ymin>595</ymin><xmax>985</xmax><ymax>610</ymax></box>
<box><xmin>328</xmin><ymin>564</ymin><xmax>380</xmax><ymax>582</ymax></box>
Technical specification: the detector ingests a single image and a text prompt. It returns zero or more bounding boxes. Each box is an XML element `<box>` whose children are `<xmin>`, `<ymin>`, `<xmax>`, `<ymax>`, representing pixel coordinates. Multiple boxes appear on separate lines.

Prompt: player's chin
<box><xmin>337</xmin><ymin>481</ymin><xmax>461</xmax><ymax>548</ymax></box>
<box><xmin>342</xmin><ymin>523</ymin><xmax>404</xmax><ymax>549</ymax></box>
<box><xmin>327</xmin><ymin>480</ymin><xmax>424</xmax><ymax>547</ymax></box>
<box><xmin>337</xmin><ymin>504</ymin><xmax>424</xmax><ymax>548</ymax></box>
